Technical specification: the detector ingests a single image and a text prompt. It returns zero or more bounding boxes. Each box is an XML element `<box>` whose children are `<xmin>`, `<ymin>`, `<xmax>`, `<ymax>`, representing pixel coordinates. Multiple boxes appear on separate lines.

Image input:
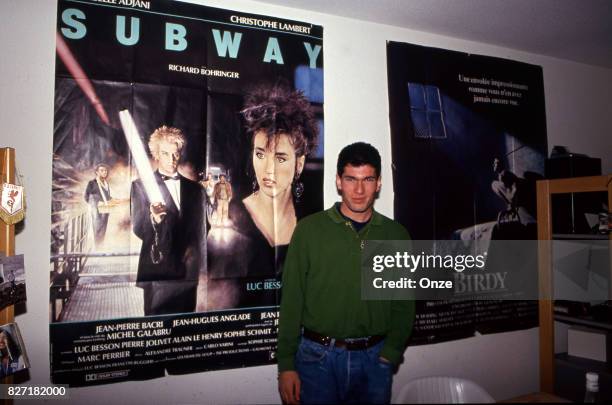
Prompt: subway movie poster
<box><xmin>387</xmin><ymin>42</ymin><xmax>547</xmax><ymax>344</ymax></box>
<box><xmin>50</xmin><ymin>0</ymin><xmax>324</xmax><ymax>386</ymax></box>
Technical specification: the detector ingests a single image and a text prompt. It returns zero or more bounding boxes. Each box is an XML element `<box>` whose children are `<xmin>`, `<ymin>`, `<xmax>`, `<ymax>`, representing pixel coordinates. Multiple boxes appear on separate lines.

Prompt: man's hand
<box><xmin>150</xmin><ymin>202</ymin><xmax>167</xmax><ymax>224</ymax></box>
<box><xmin>279</xmin><ymin>370</ymin><xmax>301</xmax><ymax>404</ymax></box>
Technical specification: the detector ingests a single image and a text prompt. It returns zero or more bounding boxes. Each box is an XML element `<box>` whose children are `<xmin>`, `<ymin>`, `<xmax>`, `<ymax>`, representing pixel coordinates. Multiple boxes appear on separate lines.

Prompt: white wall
<box><xmin>1</xmin><ymin>0</ymin><xmax>611</xmax><ymax>403</ymax></box>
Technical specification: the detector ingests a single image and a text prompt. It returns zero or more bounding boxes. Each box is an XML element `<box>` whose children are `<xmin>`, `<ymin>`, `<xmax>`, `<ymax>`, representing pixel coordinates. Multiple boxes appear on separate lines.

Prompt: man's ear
<box><xmin>376</xmin><ymin>176</ymin><xmax>382</xmax><ymax>193</ymax></box>
<box><xmin>336</xmin><ymin>174</ymin><xmax>342</xmax><ymax>192</ymax></box>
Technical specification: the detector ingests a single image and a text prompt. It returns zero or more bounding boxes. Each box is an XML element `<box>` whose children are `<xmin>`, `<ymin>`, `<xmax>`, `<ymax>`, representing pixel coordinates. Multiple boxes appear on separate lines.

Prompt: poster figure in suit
<box><xmin>84</xmin><ymin>163</ymin><xmax>112</xmax><ymax>247</ymax></box>
<box><xmin>200</xmin><ymin>172</ymin><xmax>216</xmax><ymax>223</ymax></box>
<box><xmin>130</xmin><ymin>126</ymin><xmax>206</xmax><ymax>316</ymax></box>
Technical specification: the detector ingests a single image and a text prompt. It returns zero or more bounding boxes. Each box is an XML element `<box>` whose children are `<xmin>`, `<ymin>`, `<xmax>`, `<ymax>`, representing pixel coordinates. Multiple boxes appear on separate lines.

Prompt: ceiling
<box><xmin>256</xmin><ymin>0</ymin><xmax>612</xmax><ymax>69</ymax></box>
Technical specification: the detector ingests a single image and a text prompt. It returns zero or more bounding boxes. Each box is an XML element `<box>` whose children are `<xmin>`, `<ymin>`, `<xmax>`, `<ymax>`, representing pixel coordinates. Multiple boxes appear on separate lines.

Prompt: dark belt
<box><xmin>303</xmin><ymin>328</ymin><xmax>384</xmax><ymax>351</ymax></box>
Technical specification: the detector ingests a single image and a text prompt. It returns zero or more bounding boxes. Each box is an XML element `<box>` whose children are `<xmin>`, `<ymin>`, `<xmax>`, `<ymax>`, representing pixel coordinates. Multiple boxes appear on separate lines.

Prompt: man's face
<box><xmin>96</xmin><ymin>166</ymin><xmax>108</xmax><ymax>180</ymax></box>
<box><xmin>336</xmin><ymin>164</ymin><xmax>381</xmax><ymax>216</ymax></box>
<box><xmin>219</xmin><ymin>176</ymin><xmax>226</xmax><ymax>183</ymax></box>
<box><xmin>157</xmin><ymin>140</ymin><xmax>181</xmax><ymax>175</ymax></box>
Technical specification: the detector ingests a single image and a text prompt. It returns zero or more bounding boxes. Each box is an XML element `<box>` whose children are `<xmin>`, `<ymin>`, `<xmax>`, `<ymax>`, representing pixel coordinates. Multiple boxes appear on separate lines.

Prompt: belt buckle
<box><xmin>344</xmin><ymin>337</ymin><xmax>370</xmax><ymax>350</ymax></box>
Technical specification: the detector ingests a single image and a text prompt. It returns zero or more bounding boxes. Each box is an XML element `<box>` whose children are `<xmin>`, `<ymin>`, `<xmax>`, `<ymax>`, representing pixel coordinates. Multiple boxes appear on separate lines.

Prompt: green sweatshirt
<box><xmin>277</xmin><ymin>204</ymin><xmax>415</xmax><ymax>372</ymax></box>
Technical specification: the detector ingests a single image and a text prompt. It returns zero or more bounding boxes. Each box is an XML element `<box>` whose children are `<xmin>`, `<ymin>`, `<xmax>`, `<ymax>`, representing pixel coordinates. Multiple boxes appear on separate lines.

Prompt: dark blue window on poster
<box><xmin>407</xmin><ymin>83</ymin><xmax>447</xmax><ymax>139</ymax></box>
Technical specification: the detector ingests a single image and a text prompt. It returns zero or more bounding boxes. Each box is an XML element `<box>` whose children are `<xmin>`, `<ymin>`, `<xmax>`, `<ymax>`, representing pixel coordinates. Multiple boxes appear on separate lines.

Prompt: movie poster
<box><xmin>387</xmin><ymin>42</ymin><xmax>546</xmax><ymax>344</ymax></box>
<box><xmin>50</xmin><ymin>0</ymin><xmax>323</xmax><ymax>386</ymax></box>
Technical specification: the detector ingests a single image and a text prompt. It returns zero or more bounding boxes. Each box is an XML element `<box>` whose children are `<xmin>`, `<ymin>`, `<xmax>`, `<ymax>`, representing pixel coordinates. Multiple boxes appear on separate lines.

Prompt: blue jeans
<box><xmin>295</xmin><ymin>337</ymin><xmax>393</xmax><ymax>404</ymax></box>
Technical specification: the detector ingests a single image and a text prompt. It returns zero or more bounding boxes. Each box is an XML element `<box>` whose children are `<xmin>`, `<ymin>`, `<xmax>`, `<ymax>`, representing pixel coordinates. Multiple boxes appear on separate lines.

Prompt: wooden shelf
<box><xmin>554</xmin><ymin>313</ymin><xmax>612</xmax><ymax>330</ymax></box>
<box><xmin>537</xmin><ymin>175</ymin><xmax>612</xmax><ymax>394</ymax></box>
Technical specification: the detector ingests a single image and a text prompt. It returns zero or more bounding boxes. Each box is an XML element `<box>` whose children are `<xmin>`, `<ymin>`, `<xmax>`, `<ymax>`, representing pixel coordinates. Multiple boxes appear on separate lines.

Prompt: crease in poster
<box><xmin>50</xmin><ymin>0</ymin><xmax>323</xmax><ymax>386</ymax></box>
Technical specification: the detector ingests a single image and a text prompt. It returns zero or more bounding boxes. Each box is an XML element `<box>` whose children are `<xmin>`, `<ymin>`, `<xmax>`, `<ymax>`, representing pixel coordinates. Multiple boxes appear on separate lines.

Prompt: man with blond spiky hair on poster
<box><xmin>130</xmin><ymin>126</ymin><xmax>206</xmax><ymax>316</ymax></box>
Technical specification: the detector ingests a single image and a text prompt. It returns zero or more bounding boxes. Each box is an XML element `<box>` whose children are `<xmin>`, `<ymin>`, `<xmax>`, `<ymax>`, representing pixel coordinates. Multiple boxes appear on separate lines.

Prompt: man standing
<box><xmin>130</xmin><ymin>126</ymin><xmax>205</xmax><ymax>316</ymax></box>
<box><xmin>277</xmin><ymin>142</ymin><xmax>414</xmax><ymax>404</ymax></box>
<box><xmin>212</xmin><ymin>174</ymin><xmax>232</xmax><ymax>226</ymax></box>
<box><xmin>84</xmin><ymin>163</ymin><xmax>112</xmax><ymax>247</ymax></box>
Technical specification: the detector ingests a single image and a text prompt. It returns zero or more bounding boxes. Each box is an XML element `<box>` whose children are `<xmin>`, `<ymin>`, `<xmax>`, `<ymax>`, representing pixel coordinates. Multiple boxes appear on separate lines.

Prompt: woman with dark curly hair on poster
<box><xmin>241</xmin><ymin>84</ymin><xmax>319</xmax><ymax>251</ymax></box>
<box><xmin>206</xmin><ymin>84</ymin><xmax>319</xmax><ymax>309</ymax></box>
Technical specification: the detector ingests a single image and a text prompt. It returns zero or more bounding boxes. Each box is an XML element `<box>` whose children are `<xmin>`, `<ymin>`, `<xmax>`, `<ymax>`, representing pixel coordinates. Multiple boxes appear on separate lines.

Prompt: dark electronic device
<box><xmin>545</xmin><ymin>146</ymin><xmax>604</xmax><ymax>234</ymax></box>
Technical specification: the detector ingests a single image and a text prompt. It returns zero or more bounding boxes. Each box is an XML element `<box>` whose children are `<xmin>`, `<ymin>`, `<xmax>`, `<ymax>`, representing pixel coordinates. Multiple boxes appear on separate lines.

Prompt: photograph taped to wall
<box><xmin>0</xmin><ymin>254</ymin><xmax>26</xmax><ymax>311</ymax></box>
<box><xmin>0</xmin><ymin>322</ymin><xmax>29</xmax><ymax>378</ymax></box>
<box><xmin>50</xmin><ymin>0</ymin><xmax>323</xmax><ymax>386</ymax></box>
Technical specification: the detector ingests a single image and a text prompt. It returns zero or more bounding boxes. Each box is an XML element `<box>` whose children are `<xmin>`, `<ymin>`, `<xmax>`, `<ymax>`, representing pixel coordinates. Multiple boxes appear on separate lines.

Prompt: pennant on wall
<box><xmin>0</xmin><ymin>183</ymin><xmax>25</xmax><ymax>225</ymax></box>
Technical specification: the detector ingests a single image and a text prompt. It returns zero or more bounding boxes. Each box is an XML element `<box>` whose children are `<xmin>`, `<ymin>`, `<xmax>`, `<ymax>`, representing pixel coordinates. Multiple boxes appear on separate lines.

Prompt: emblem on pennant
<box><xmin>0</xmin><ymin>183</ymin><xmax>25</xmax><ymax>225</ymax></box>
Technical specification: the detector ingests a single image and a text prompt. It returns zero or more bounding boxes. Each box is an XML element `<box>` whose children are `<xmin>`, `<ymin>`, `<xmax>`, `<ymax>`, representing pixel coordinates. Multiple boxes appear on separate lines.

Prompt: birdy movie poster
<box><xmin>387</xmin><ymin>42</ymin><xmax>547</xmax><ymax>344</ymax></box>
<box><xmin>50</xmin><ymin>0</ymin><xmax>323</xmax><ymax>386</ymax></box>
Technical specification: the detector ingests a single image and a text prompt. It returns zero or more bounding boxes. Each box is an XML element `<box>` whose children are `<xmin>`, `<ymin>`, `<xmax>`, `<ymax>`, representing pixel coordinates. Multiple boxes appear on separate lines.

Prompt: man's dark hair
<box><xmin>336</xmin><ymin>142</ymin><xmax>381</xmax><ymax>177</ymax></box>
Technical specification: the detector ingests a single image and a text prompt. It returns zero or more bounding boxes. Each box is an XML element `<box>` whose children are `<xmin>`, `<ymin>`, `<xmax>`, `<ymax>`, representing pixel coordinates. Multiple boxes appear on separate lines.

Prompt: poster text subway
<box><xmin>60</xmin><ymin>8</ymin><xmax>322</xmax><ymax>67</ymax></box>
